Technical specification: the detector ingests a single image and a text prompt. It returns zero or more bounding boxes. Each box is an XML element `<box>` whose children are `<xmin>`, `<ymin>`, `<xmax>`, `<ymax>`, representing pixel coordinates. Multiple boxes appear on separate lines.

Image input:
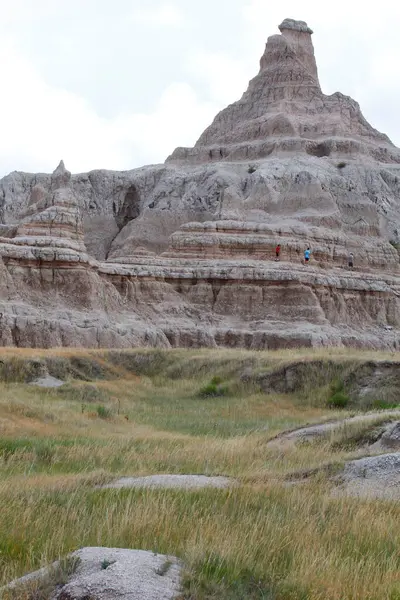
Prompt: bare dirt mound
<box><xmin>4</xmin><ymin>547</ymin><xmax>182</xmax><ymax>600</ymax></box>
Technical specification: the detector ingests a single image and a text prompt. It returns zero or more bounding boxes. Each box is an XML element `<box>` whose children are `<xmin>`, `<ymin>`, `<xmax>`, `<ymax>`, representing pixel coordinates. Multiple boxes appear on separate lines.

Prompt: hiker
<box><xmin>304</xmin><ymin>247</ymin><xmax>311</xmax><ymax>264</ymax></box>
<box><xmin>275</xmin><ymin>244</ymin><xmax>281</xmax><ymax>261</ymax></box>
<box><xmin>348</xmin><ymin>252</ymin><xmax>354</xmax><ymax>269</ymax></box>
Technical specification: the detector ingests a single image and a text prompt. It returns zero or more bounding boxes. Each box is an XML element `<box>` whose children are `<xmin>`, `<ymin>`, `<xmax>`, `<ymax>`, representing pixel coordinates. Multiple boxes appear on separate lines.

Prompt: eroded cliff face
<box><xmin>0</xmin><ymin>19</ymin><xmax>400</xmax><ymax>350</ymax></box>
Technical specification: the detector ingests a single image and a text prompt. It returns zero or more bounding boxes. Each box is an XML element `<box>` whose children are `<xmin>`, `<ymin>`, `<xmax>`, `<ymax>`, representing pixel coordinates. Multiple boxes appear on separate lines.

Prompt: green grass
<box><xmin>0</xmin><ymin>347</ymin><xmax>400</xmax><ymax>599</ymax></box>
<box><xmin>324</xmin><ymin>416</ymin><xmax>397</xmax><ymax>450</ymax></box>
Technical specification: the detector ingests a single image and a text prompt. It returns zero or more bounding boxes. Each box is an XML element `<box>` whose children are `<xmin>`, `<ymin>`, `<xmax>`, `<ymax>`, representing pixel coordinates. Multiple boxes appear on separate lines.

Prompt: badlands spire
<box><xmin>1</xmin><ymin>19</ymin><xmax>400</xmax><ymax>350</ymax></box>
<box><xmin>169</xmin><ymin>18</ymin><xmax>399</xmax><ymax>164</ymax></box>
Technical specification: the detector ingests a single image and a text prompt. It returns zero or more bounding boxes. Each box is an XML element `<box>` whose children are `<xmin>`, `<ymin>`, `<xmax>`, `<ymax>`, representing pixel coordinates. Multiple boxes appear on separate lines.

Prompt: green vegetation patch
<box><xmin>1</xmin><ymin>348</ymin><xmax>400</xmax><ymax>599</ymax></box>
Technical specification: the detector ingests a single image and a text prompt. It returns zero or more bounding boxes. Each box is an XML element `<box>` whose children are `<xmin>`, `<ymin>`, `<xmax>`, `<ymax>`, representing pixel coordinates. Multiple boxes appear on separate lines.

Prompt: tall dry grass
<box><xmin>0</xmin><ymin>347</ymin><xmax>399</xmax><ymax>599</ymax></box>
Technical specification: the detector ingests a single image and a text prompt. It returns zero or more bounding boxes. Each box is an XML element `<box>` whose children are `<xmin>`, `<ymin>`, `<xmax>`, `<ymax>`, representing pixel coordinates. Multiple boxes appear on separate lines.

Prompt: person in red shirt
<box><xmin>275</xmin><ymin>244</ymin><xmax>281</xmax><ymax>261</ymax></box>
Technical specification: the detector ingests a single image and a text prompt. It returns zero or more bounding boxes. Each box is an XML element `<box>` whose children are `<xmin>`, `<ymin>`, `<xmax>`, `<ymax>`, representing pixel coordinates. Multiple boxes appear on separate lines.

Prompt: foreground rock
<box><xmin>336</xmin><ymin>453</ymin><xmax>400</xmax><ymax>499</ymax></box>
<box><xmin>101</xmin><ymin>474</ymin><xmax>235</xmax><ymax>490</ymax></box>
<box><xmin>5</xmin><ymin>548</ymin><xmax>182</xmax><ymax>600</ymax></box>
<box><xmin>1</xmin><ymin>19</ymin><xmax>400</xmax><ymax>350</ymax></box>
<box><xmin>31</xmin><ymin>376</ymin><xmax>65</xmax><ymax>388</ymax></box>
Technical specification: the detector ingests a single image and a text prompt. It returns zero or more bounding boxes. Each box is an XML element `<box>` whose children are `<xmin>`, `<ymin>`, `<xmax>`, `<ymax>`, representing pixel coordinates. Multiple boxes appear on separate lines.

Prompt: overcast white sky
<box><xmin>0</xmin><ymin>0</ymin><xmax>399</xmax><ymax>176</ymax></box>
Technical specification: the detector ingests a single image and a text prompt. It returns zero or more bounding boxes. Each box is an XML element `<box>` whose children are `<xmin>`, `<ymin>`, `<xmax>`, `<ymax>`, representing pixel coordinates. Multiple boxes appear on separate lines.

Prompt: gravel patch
<box><xmin>30</xmin><ymin>375</ymin><xmax>65</xmax><ymax>388</ymax></box>
<box><xmin>4</xmin><ymin>547</ymin><xmax>182</xmax><ymax>600</ymax></box>
<box><xmin>101</xmin><ymin>474</ymin><xmax>235</xmax><ymax>490</ymax></box>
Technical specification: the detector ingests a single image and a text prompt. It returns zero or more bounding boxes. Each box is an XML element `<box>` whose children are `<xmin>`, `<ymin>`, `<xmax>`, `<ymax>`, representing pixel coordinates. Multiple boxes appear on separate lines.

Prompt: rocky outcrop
<box><xmin>0</xmin><ymin>164</ymin><xmax>170</xmax><ymax>348</ymax></box>
<box><xmin>0</xmin><ymin>19</ymin><xmax>400</xmax><ymax>350</ymax></box>
<box><xmin>336</xmin><ymin>453</ymin><xmax>400</xmax><ymax>499</ymax></box>
<box><xmin>4</xmin><ymin>548</ymin><xmax>182</xmax><ymax>600</ymax></box>
<box><xmin>168</xmin><ymin>19</ymin><xmax>399</xmax><ymax>165</ymax></box>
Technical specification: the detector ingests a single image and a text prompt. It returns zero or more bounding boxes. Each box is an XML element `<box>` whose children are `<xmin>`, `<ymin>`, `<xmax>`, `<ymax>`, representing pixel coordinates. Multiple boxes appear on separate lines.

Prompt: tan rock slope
<box><xmin>0</xmin><ymin>19</ymin><xmax>400</xmax><ymax>349</ymax></box>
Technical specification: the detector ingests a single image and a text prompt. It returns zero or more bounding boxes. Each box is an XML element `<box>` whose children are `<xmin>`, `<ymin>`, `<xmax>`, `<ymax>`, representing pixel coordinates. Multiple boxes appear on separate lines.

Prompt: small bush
<box><xmin>327</xmin><ymin>392</ymin><xmax>349</xmax><ymax>409</ymax></box>
<box><xmin>96</xmin><ymin>404</ymin><xmax>112</xmax><ymax>419</ymax></box>
<box><xmin>337</xmin><ymin>161</ymin><xmax>347</xmax><ymax>169</ymax></box>
<box><xmin>199</xmin><ymin>377</ymin><xmax>228</xmax><ymax>398</ymax></box>
<box><xmin>248</xmin><ymin>164</ymin><xmax>257</xmax><ymax>174</ymax></box>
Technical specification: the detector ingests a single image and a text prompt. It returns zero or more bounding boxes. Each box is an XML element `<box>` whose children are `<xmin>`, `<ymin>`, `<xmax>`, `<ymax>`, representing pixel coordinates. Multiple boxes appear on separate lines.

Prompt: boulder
<box><xmin>4</xmin><ymin>548</ymin><xmax>182</xmax><ymax>600</ymax></box>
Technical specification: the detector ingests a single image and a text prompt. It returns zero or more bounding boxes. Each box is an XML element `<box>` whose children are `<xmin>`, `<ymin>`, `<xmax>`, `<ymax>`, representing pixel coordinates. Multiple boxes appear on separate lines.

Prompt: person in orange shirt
<box><xmin>275</xmin><ymin>244</ymin><xmax>281</xmax><ymax>261</ymax></box>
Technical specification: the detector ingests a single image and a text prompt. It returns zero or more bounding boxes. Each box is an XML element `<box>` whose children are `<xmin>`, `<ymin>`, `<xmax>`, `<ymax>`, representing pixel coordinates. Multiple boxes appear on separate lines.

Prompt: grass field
<box><xmin>0</xmin><ymin>347</ymin><xmax>399</xmax><ymax>599</ymax></box>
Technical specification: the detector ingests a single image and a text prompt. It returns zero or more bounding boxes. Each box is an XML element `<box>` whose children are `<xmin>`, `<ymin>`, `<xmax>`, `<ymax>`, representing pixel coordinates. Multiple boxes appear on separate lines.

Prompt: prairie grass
<box><xmin>326</xmin><ymin>414</ymin><xmax>399</xmax><ymax>450</ymax></box>
<box><xmin>0</xmin><ymin>347</ymin><xmax>399</xmax><ymax>599</ymax></box>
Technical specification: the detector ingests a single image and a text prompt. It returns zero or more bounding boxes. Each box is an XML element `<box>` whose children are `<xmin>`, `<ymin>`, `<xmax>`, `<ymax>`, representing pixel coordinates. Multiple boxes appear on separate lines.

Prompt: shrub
<box><xmin>326</xmin><ymin>378</ymin><xmax>350</xmax><ymax>408</ymax></box>
<box><xmin>96</xmin><ymin>404</ymin><xmax>112</xmax><ymax>419</ymax></box>
<box><xmin>389</xmin><ymin>240</ymin><xmax>400</xmax><ymax>251</ymax></box>
<box><xmin>337</xmin><ymin>161</ymin><xmax>347</xmax><ymax>169</ymax></box>
<box><xmin>199</xmin><ymin>377</ymin><xmax>228</xmax><ymax>398</ymax></box>
<box><xmin>248</xmin><ymin>164</ymin><xmax>257</xmax><ymax>174</ymax></box>
<box><xmin>327</xmin><ymin>392</ymin><xmax>349</xmax><ymax>409</ymax></box>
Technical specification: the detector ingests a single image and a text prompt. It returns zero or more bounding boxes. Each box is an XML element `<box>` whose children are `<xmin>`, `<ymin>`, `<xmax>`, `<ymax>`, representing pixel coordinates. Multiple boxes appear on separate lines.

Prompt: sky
<box><xmin>0</xmin><ymin>0</ymin><xmax>399</xmax><ymax>176</ymax></box>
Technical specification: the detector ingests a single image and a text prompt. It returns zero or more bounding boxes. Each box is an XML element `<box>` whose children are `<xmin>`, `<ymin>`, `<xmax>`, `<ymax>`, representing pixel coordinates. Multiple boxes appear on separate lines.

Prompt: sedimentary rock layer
<box><xmin>168</xmin><ymin>19</ymin><xmax>399</xmax><ymax>164</ymax></box>
<box><xmin>0</xmin><ymin>19</ymin><xmax>399</xmax><ymax>350</ymax></box>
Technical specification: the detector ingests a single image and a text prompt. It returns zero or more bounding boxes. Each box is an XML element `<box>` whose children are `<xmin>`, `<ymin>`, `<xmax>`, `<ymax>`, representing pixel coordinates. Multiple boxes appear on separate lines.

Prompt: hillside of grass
<box><xmin>1</xmin><ymin>347</ymin><xmax>400</xmax><ymax>600</ymax></box>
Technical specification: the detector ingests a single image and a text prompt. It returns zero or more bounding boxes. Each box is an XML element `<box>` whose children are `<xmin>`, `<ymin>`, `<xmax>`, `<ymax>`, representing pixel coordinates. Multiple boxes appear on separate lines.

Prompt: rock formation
<box><xmin>1</xmin><ymin>19</ymin><xmax>400</xmax><ymax>350</ymax></box>
<box><xmin>168</xmin><ymin>18</ymin><xmax>400</xmax><ymax>165</ymax></box>
<box><xmin>4</xmin><ymin>548</ymin><xmax>182</xmax><ymax>600</ymax></box>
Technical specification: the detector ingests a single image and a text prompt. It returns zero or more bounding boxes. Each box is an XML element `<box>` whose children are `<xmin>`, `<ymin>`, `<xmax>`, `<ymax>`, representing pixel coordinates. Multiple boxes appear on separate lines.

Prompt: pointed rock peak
<box><xmin>167</xmin><ymin>17</ymin><xmax>399</xmax><ymax>165</ymax></box>
<box><xmin>51</xmin><ymin>160</ymin><xmax>71</xmax><ymax>189</ymax></box>
<box><xmin>261</xmin><ymin>17</ymin><xmax>320</xmax><ymax>85</ymax></box>
<box><xmin>53</xmin><ymin>160</ymin><xmax>67</xmax><ymax>175</ymax></box>
<box><xmin>279</xmin><ymin>18</ymin><xmax>313</xmax><ymax>34</ymax></box>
